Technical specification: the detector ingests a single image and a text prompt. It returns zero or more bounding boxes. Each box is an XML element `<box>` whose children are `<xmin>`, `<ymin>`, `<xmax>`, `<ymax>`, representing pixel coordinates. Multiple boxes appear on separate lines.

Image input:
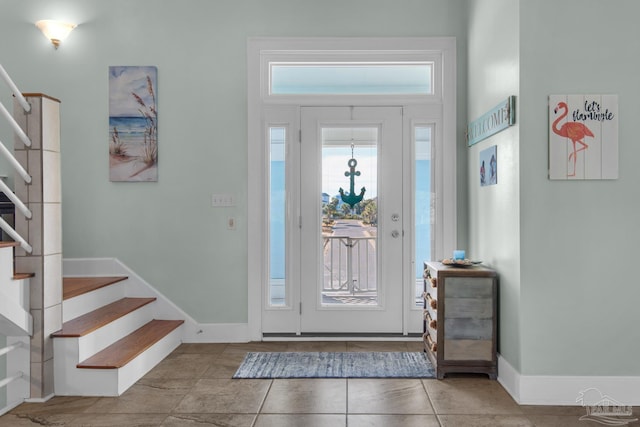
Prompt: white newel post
<box><xmin>13</xmin><ymin>94</ymin><xmax>63</xmax><ymax>400</ymax></box>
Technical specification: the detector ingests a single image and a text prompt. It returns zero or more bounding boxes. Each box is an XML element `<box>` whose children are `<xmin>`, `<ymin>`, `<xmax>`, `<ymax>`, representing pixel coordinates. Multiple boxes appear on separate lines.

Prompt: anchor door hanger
<box><xmin>339</xmin><ymin>142</ymin><xmax>366</xmax><ymax>208</ymax></box>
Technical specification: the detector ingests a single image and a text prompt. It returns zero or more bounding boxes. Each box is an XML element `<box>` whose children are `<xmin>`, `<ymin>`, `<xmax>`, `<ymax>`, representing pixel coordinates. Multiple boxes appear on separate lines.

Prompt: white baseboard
<box><xmin>182</xmin><ymin>322</ymin><xmax>250</xmax><ymax>343</ymax></box>
<box><xmin>497</xmin><ymin>353</ymin><xmax>521</xmax><ymax>402</ymax></box>
<box><xmin>498</xmin><ymin>354</ymin><xmax>640</xmax><ymax>406</ymax></box>
<box><xmin>62</xmin><ymin>258</ymin><xmax>251</xmax><ymax>344</ymax></box>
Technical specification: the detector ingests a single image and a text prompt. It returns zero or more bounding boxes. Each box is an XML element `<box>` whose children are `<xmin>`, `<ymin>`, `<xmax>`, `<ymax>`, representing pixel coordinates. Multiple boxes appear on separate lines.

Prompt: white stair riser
<box><xmin>75</xmin><ymin>303</ymin><xmax>155</xmax><ymax>361</ymax></box>
<box><xmin>1</xmin><ymin>278</ymin><xmax>29</xmax><ymax>309</ymax></box>
<box><xmin>115</xmin><ymin>326</ymin><xmax>183</xmax><ymax>395</ymax></box>
<box><xmin>0</xmin><ymin>246</ymin><xmax>13</xmax><ymax>283</ymax></box>
<box><xmin>1</xmin><ymin>246</ymin><xmax>31</xmax><ymax>336</ymax></box>
<box><xmin>62</xmin><ymin>281</ymin><xmax>126</xmax><ymax>322</ymax></box>
<box><xmin>53</xmin><ymin>338</ymin><xmax>118</xmax><ymax>396</ymax></box>
<box><xmin>0</xmin><ymin>288</ymin><xmax>33</xmax><ymax>336</ymax></box>
<box><xmin>53</xmin><ymin>325</ymin><xmax>183</xmax><ymax>396</ymax></box>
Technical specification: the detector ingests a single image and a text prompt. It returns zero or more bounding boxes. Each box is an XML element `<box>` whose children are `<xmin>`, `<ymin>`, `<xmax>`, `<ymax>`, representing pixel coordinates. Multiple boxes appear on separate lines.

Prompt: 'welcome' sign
<box><xmin>467</xmin><ymin>96</ymin><xmax>516</xmax><ymax>147</ymax></box>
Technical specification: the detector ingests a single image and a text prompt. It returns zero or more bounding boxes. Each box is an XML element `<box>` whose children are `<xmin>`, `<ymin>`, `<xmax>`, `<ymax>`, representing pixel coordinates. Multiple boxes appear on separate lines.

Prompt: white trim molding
<box><xmin>498</xmin><ymin>354</ymin><xmax>640</xmax><ymax>406</ymax></box>
<box><xmin>62</xmin><ymin>258</ymin><xmax>250</xmax><ymax>343</ymax></box>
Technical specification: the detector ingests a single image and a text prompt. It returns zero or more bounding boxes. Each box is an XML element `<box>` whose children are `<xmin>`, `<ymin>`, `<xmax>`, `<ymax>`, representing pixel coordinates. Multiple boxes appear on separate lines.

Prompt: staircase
<box><xmin>52</xmin><ymin>276</ymin><xmax>184</xmax><ymax>396</ymax></box>
<box><xmin>1</xmin><ymin>68</ymin><xmax>186</xmax><ymax>399</ymax></box>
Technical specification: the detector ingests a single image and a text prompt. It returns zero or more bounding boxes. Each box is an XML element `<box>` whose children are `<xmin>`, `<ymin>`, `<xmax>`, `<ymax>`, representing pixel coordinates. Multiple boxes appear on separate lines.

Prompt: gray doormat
<box><xmin>232</xmin><ymin>351</ymin><xmax>435</xmax><ymax>379</ymax></box>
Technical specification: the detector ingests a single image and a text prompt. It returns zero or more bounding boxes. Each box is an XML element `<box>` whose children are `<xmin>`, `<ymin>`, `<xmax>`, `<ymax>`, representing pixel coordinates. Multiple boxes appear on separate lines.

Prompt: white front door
<box><xmin>261</xmin><ymin>105</ymin><xmax>440</xmax><ymax>336</ymax></box>
<box><xmin>299</xmin><ymin>106</ymin><xmax>404</xmax><ymax>333</ymax></box>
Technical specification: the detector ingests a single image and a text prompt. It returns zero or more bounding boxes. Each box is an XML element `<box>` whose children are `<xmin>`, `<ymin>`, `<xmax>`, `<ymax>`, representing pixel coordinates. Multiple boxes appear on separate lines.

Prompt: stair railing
<box><xmin>0</xmin><ymin>63</ymin><xmax>33</xmax><ymax>253</ymax></box>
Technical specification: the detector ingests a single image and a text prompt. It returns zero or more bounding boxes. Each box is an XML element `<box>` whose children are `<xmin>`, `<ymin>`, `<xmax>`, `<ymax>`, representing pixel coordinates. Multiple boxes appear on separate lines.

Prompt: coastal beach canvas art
<box><xmin>109</xmin><ymin>66</ymin><xmax>158</xmax><ymax>181</ymax></box>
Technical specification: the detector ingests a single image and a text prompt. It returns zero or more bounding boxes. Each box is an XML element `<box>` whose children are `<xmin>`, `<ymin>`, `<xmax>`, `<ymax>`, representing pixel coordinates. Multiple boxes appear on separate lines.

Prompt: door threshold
<box><xmin>262</xmin><ymin>332</ymin><xmax>422</xmax><ymax>341</ymax></box>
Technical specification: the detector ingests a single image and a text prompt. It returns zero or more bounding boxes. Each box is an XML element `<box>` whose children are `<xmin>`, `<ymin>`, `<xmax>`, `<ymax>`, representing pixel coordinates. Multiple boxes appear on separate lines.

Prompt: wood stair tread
<box><xmin>51</xmin><ymin>297</ymin><xmax>156</xmax><ymax>338</ymax></box>
<box><xmin>13</xmin><ymin>272</ymin><xmax>35</xmax><ymax>280</ymax></box>
<box><xmin>0</xmin><ymin>241</ymin><xmax>19</xmax><ymax>248</ymax></box>
<box><xmin>77</xmin><ymin>319</ymin><xmax>184</xmax><ymax>369</ymax></box>
<box><xmin>63</xmin><ymin>276</ymin><xmax>128</xmax><ymax>300</ymax></box>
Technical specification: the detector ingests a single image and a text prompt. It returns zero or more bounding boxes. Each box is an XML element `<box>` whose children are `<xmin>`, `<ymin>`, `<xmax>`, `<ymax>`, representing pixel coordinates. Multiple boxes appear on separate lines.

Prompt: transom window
<box><xmin>270</xmin><ymin>62</ymin><xmax>433</xmax><ymax>95</ymax></box>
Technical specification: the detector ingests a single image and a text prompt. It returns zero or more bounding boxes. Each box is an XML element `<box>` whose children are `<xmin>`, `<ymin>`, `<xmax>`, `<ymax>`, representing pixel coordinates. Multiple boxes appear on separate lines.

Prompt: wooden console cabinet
<box><xmin>422</xmin><ymin>261</ymin><xmax>498</xmax><ymax>379</ymax></box>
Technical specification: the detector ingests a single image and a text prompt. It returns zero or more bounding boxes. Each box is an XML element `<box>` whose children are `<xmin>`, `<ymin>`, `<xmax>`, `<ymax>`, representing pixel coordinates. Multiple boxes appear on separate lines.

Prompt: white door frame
<box><xmin>247</xmin><ymin>37</ymin><xmax>457</xmax><ymax>340</ymax></box>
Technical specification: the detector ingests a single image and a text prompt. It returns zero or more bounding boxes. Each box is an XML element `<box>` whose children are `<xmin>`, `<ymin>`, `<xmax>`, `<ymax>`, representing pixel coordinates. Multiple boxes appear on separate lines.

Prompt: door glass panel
<box><xmin>269</xmin><ymin>127</ymin><xmax>286</xmax><ymax>306</ymax></box>
<box><xmin>321</xmin><ymin>127</ymin><xmax>378</xmax><ymax>306</ymax></box>
<box><xmin>414</xmin><ymin>126</ymin><xmax>432</xmax><ymax>307</ymax></box>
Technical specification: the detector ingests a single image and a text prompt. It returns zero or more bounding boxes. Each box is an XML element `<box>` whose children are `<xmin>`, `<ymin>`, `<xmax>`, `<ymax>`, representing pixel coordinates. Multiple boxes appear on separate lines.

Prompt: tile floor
<box><xmin>0</xmin><ymin>341</ymin><xmax>610</xmax><ymax>426</ymax></box>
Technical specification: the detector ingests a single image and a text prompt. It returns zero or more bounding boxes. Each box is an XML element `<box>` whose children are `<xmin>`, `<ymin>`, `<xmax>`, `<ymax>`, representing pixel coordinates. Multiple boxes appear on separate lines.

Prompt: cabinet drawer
<box><xmin>423</xmin><ymin>331</ymin><xmax>437</xmax><ymax>353</ymax></box>
<box><xmin>444</xmin><ymin>318</ymin><xmax>493</xmax><ymax>340</ymax></box>
<box><xmin>444</xmin><ymin>339</ymin><xmax>492</xmax><ymax>361</ymax></box>
<box><xmin>424</xmin><ymin>266</ymin><xmax>438</xmax><ymax>289</ymax></box>
<box><xmin>445</xmin><ymin>297</ymin><xmax>493</xmax><ymax>318</ymax></box>
<box><xmin>424</xmin><ymin>291</ymin><xmax>438</xmax><ymax>311</ymax></box>
<box><xmin>427</xmin><ymin>275</ymin><xmax>437</xmax><ymax>291</ymax></box>
<box><xmin>444</xmin><ymin>277</ymin><xmax>493</xmax><ymax>298</ymax></box>
<box><xmin>424</xmin><ymin>310</ymin><xmax>437</xmax><ymax>331</ymax></box>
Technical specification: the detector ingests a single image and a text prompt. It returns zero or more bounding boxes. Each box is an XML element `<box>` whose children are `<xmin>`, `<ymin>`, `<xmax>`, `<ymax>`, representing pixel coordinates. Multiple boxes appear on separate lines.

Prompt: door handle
<box><xmin>391</xmin><ymin>230</ymin><xmax>400</xmax><ymax>238</ymax></box>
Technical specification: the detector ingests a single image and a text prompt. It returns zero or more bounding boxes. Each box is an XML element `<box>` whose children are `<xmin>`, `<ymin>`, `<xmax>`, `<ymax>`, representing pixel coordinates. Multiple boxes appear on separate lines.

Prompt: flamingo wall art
<box><xmin>549</xmin><ymin>95</ymin><xmax>618</xmax><ymax>180</ymax></box>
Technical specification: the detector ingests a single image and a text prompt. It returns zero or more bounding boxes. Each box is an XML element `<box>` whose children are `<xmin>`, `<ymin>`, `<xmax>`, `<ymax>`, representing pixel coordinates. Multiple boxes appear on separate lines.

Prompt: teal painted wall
<box><xmin>0</xmin><ymin>0</ymin><xmax>468</xmax><ymax>324</ymax></box>
<box><xmin>467</xmin><ymin>0</ymin><xmax>521</xmax><ymax>371</ymax></box>
<box><xmin>519</xmin><ymin>0</ymin><xmax>640</xmax><ymax>376</ymax></box>
<box><xmin>467</xmin><ymin>0</ymin><xmax>640</xmax><ymax>377</ymax></box>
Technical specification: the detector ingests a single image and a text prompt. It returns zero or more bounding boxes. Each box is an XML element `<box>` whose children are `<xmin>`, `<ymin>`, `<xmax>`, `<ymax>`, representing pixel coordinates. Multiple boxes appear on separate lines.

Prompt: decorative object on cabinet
<box><xmin>452</xmin><ymin>249</ymin><xmax>466</xmax><ymax>260</ymax></box>
<box><xmin>423</xmin><ymin>261</ymin><xmax>498</xmax><ymax>379</ymax></box>
<box><xmin>441</xmin><ymin>258</ymin><xmax>482</xmax><ymax>267</ymax></box>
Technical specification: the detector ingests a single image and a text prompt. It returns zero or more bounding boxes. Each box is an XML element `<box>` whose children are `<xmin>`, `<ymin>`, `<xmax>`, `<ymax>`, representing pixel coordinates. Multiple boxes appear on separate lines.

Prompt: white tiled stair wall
<box><xmin>12</xmin><ymin>94</ymin><xmax>63</xmax><ymax>401</ymax></box>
